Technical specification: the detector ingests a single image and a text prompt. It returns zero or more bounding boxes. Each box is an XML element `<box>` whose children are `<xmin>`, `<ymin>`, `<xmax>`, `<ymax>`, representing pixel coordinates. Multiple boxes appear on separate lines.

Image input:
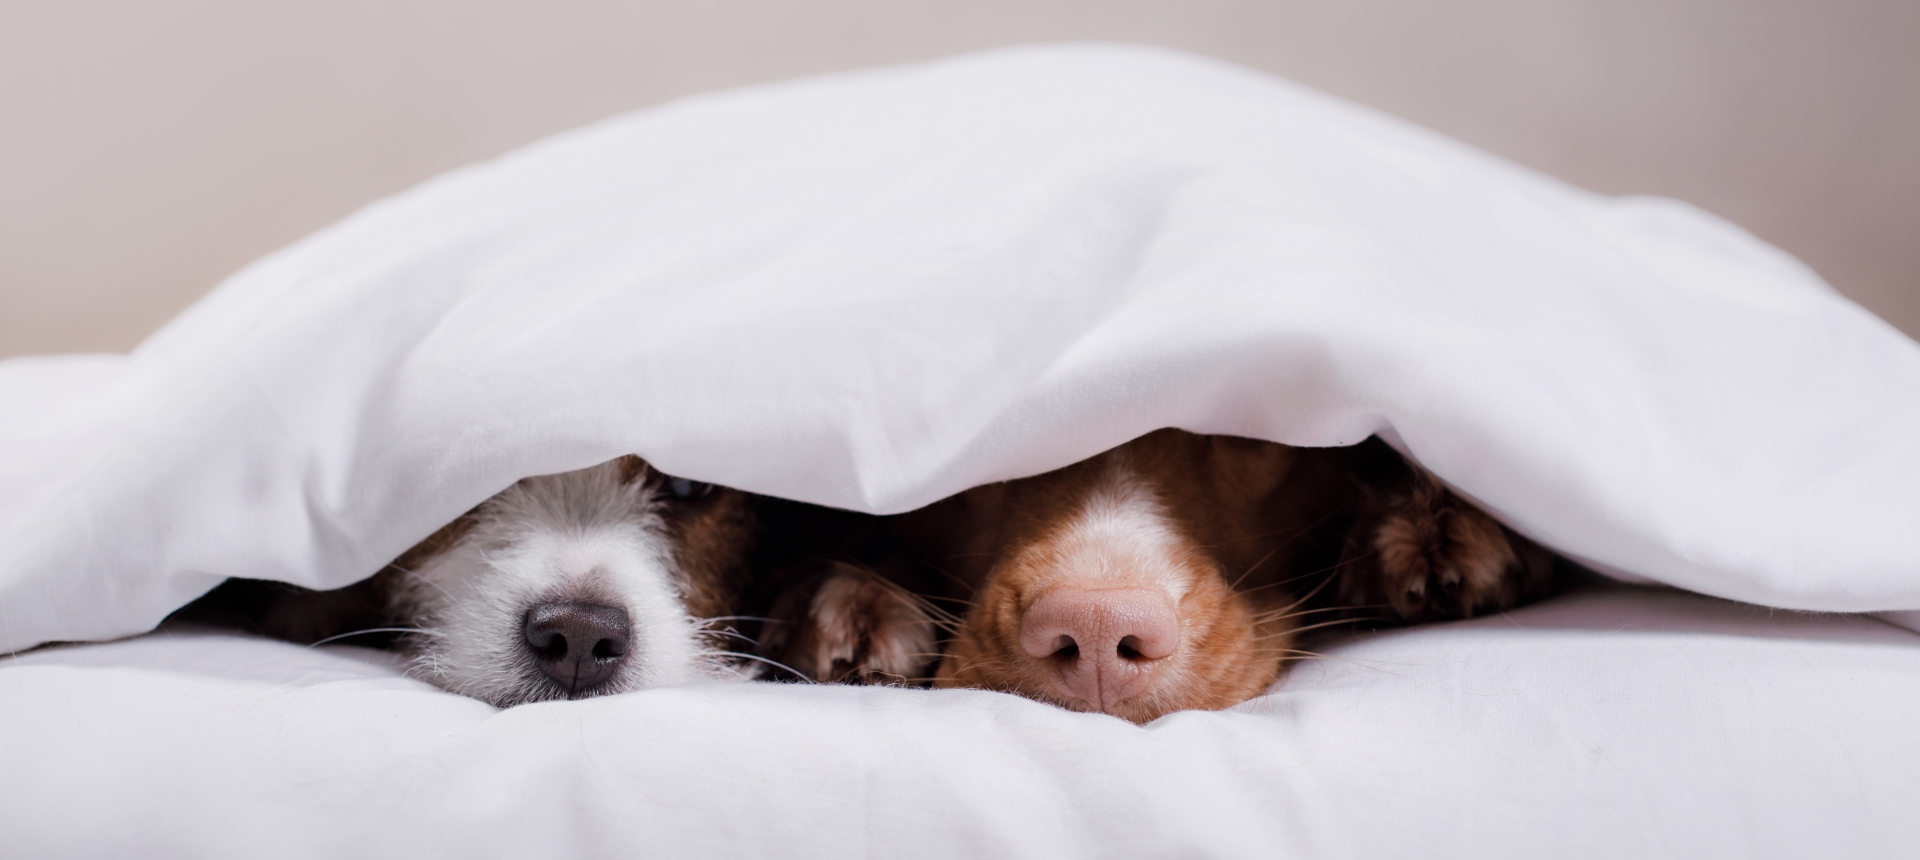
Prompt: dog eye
<box><xmin>667</xmin><ymin>477</ymin><xmax>714</xmax><ymax>499</ymax></box>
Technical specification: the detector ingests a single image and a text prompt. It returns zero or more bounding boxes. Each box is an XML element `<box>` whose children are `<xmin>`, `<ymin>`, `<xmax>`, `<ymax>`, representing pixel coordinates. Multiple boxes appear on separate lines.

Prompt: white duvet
<box><xmin>4</xmin><ymin>44</ymin><xmax>1919</xmax><ymax>651</ymax></box>
<box><xmin>3</xmin><ymin>44</ymin><xmax>1918</xmax><ymax>855</ymax></box>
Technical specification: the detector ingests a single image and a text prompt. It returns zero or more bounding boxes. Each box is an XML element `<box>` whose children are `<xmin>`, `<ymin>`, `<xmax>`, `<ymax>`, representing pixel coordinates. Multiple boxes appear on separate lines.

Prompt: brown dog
<box><xmin>763</xmin><ymin>430</ymin><xmax>1551</xmax><ymax>723</ymax></box>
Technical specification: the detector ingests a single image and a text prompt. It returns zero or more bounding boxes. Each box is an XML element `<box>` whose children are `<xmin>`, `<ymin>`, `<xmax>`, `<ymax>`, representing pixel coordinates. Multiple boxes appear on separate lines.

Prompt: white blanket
<box><xmin>4</xmin><ymin>583</ymin><xmax>1916</xmax><ymax>857</ymax></box>
<box><xmin>2</xmin><ymin>44</ymin><xmax>1918</xmax><ymax>652</ymax></box>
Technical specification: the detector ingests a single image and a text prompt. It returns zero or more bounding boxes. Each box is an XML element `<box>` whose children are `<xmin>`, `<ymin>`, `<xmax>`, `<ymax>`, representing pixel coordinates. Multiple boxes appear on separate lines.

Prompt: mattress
<box><xmin>3</xmin><ymin>581</ymin><xmax>1913</xmax><ymax>857</ymax></box>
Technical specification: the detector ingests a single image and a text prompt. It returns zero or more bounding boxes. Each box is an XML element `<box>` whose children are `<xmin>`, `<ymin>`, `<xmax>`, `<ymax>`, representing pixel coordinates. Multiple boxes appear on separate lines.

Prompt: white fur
<box><xmin>391</xmin><ymin>460</ymin><xmax>733</xmax><ymax>707</ymax></box>
<box><xmin>1013</xmin><ymin>457</ymin><xmax>1195</xmax><ymax>602</ymax></box>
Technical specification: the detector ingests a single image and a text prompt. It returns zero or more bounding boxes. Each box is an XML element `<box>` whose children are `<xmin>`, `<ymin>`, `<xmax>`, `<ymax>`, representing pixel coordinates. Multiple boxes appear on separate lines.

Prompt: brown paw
<box><xmin>760</xmin><ymin>562</ymin><xmax>939</xmax><ymax>686</ymax></box>
<box><xmin>1345</xmin><ymin>465</ymin><xmax>1551</xmax><ymax>623</ymax></box>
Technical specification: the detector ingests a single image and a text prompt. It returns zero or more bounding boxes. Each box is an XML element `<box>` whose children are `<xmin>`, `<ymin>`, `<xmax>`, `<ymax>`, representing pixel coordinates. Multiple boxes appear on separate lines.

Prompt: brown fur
<box><xmin>784</xmin><ymin>430</ymin><xmax>1554</xmax><ymax>723</ymax></box>
<box><xmin>658</xmin><ymin>485</ymin><xmax>757</xmax><ymax>621</ymax></box>
<box><xmin>895</xmin><ymin>430</ymin><xmax>1356</xmax><ymax>722</ymax></box>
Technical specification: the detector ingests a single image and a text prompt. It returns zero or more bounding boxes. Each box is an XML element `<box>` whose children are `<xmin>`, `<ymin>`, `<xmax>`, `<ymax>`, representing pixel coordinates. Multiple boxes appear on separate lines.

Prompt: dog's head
<box><xmin>388</xmin><ymin>456</ymin><xmax>755</xmax><ymax>707</ymax></box>
<box><xmin>901</xmin><ymin>430</ymin><xmax>1354</xmax><ymax>723</ymax></box>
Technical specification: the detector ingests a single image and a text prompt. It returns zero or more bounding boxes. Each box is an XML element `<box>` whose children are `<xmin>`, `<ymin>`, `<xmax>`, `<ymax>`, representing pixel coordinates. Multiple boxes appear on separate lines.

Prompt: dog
<box><xmin>761</xmin><ymin>430</ymin><xmax>1552</xmax><ymax>723</ymax></box>
<box><xmin>173</xmin><ymin>455</ymin><xmax>759</xmax><ymax>707</ymax></box>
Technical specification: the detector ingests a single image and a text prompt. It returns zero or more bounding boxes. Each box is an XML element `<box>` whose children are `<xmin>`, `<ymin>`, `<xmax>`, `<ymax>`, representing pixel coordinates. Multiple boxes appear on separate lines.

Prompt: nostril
<box><xmin>1049</xmin><ymin>635</ymin><xmax>1080</xmax><ymax>661</ymax></box>
<box><xmin>591</xmin><ymin>636</ymin><xmax>626</xmax><ymax>659</ymax></box>
<box><xmin>1116</xmin><ymin>635</ymin><xmax>1145</xmax><ymax>661</ymax></box>
<box><xmin>531</xmin><ymin>633</ymin><xmax>569</xmax><ymax>661</ymax></box>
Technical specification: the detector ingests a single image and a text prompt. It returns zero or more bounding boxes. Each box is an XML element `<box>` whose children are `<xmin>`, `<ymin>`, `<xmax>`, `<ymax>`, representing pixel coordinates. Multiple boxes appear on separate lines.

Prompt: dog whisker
<box><xmin>700</xmin><ymin>615</ymin><xmax>781</xmax><ymax>625</ymax></box>
<box><xmin>307</xmin><ymin>627</ymin><xmax>437</xmax><ymax>648</ymax></box>
<box><xmin>1250</xmin><ymin>603</ymin><xmax>1385</xmax><ymax>624</ymax></box>
<box><xmin>1254</xmin><ymin>616</ymin><xmax>1387</xmax><ymax>640</ymax></box>
<box><xmin>702</xmin><ymin>628</ymin><xmax>759</xmax><ymax>645</ymax></box>
<box><xmin>716</xmin><ymin>651</ymin><xmax>815</xmax><ymax>682</ymax></box>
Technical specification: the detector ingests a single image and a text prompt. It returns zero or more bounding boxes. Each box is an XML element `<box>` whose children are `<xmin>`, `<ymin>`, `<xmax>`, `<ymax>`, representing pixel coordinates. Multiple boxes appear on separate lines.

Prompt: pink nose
<box><xmin>1019</xmin><ymin>587</ymin><xmax>1180</xmax><ymax>713</ymax></box>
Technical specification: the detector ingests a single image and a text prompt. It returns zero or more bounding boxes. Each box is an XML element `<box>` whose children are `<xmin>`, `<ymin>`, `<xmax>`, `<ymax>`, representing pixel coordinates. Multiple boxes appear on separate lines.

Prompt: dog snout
<box><xmin>1019</xmin><ymin>587</ymin><xmax>1179</xmax><ymax>712</ymax></box>
<box><xmin>524</xmin><ymin>602</ymin><xmax>632</xmax><ymax>695</ymax></box>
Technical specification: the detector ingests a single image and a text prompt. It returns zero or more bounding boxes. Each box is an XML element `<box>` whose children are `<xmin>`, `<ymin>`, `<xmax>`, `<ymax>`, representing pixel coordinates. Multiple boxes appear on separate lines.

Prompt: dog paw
<box><xmin>762</xmin><ymin>563</ymin><xmax>939</xmax><ymax>686</ymax></box>
<box><xmin>1345</xmin><ymin>465</ymin><xmax>1551</xmax><ymax>623</ymax></box>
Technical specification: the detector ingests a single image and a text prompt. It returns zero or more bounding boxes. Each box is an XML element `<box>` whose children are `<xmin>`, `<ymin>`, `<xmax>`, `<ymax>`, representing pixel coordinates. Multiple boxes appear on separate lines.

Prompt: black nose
<box><xmin>523</xmin><ymin>602</ymin><xmax>632</xmax><ymax>696</ymax></box>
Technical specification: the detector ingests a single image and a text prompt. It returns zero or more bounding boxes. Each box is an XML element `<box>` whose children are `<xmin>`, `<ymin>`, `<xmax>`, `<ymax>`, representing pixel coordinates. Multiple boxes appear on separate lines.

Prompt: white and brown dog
<box><xmin>176</xmin><ymin>456</ymin><xmax>758</xmax><ymax>707</ymax></box>
<box><xmin>763</xmin><ymin>430</ymin><xmax>1553</xmax><ymax>723</ymax></box>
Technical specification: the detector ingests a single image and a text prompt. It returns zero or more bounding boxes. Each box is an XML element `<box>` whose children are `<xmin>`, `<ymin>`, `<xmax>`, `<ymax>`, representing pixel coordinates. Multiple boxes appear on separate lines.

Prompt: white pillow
<box><xmin>3</xmin><ymin>44</ymin><xmax>1917</xmax><ymax>651</ymax></box>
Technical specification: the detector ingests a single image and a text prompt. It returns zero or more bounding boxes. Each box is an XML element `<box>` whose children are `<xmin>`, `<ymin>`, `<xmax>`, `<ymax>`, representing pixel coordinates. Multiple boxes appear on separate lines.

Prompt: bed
<box><xmin>3</xmin><ymin>45</ymin><xmax>1917</xmax><ymax>857</ymax></box>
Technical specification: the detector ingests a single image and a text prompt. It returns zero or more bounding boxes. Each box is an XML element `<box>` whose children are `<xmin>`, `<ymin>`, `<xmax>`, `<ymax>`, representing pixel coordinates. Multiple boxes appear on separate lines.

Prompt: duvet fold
<box><xmin>2</xmin><ymin>44</ymin><xmax>1918</xmax><ymax>652</ymax></box>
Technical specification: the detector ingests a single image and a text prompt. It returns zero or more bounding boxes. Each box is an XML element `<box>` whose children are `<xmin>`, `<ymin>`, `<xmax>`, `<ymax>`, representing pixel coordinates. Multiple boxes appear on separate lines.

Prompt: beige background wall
<box><xmin>3</xmin><ymin>0</ymin><xmax>1916</xmax><ymax>357</ymax></box>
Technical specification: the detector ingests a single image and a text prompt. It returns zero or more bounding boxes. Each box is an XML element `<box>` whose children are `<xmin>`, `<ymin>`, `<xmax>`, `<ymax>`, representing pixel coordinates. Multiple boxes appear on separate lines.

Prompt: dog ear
<box><xmin>615</xmin><ymin>455</ymin><xmax>650</xmax><ymax>485</ymax></box>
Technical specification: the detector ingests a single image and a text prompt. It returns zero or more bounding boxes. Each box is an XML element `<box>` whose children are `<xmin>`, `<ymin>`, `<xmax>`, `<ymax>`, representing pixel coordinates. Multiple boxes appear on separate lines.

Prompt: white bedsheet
<box><xmin>2</xmin><ymin>45</ymin><xmax>1918</xmax><ymax>654</ymax></box>
<box><xmin>4</xmin><ymin>583</ymin><xmax>1915</xmax><ymax>858</ymax></box>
